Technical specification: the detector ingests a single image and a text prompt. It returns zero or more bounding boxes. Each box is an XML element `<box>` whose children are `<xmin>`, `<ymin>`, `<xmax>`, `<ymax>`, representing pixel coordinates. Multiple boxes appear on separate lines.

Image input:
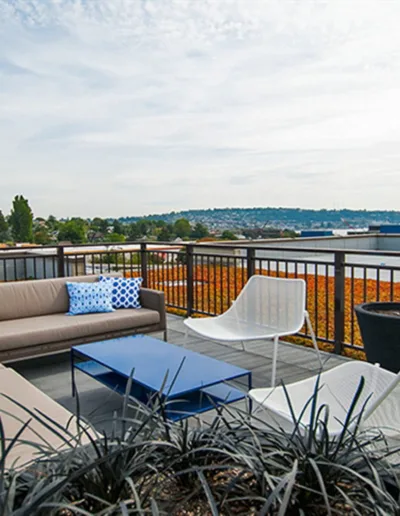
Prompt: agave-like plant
<box><xmin>0</xmin><ymin>374</ymin><xmax>399</xmax><ymax>515</ymax></box>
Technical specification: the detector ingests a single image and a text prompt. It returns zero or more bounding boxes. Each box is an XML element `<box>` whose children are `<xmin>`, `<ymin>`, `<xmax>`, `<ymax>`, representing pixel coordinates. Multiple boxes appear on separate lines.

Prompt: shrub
<box><xmin>1</xmin><ymin>379</ymin><xmax>399</xmax><ymax>515</ymax></box>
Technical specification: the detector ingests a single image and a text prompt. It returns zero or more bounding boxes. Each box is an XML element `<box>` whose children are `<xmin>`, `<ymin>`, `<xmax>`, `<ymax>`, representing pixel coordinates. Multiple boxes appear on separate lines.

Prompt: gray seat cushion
<box><xmin>0</xmin><ymin>309</ymin><xmax>160</xmax><ymax>350</ymax></box>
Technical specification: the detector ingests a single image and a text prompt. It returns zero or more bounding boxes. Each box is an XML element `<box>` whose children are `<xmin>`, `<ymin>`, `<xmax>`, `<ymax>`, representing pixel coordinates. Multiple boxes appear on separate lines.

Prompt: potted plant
<box><xmin>355</xmin><ymin>302</ymin><xmax>400</xmax><ymax>373</ymax></box>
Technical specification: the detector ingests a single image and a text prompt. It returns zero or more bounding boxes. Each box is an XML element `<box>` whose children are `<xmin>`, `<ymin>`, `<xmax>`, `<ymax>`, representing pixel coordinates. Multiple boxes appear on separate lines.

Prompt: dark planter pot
<box><xmin>355</xmin><ymin>302</ymin><xmax>400</xmax><ymax>373</ymax></box>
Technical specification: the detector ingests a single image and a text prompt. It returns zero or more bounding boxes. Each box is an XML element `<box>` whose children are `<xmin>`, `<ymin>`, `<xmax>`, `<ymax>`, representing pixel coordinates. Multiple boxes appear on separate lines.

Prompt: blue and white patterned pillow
<box><xmin>99</xmin><ymin>276</ymin><xmax>143</xmax><ymax>309</ymax></box>
<box><xmin>66</xmin><ymin>282</ymin><xmax>114</xmax><ymax>315</ymax></box>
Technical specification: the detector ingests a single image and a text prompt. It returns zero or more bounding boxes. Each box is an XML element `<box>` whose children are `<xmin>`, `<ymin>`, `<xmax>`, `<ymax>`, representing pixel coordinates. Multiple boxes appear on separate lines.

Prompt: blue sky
<box><xmin>1</xmin><ymin>0</ymin><xmax>400</xmax><ymax>218</ymax></box>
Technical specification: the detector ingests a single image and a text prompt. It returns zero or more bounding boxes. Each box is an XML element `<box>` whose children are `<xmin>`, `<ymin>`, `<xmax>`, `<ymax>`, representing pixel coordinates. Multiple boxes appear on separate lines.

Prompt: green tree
<box><xmin>0</xmin><ymin>210</ymin><xmax>9</xmax><ymax>242</ymax></box>
<box><xmin>157</xmin><ymin>224</ymin><xmax>174</xmax><ymax>242</ymax></box>
<box><xmin>113</xmin><ymin>219</ymin><xmax>125</xmax><ymax>235</ymax></box>
<box><xmin>155</xmin><ymin>219</ymin><xmax>166</xmax><ymax>228</ymax></box>
<box><xmin>104</xmin><ymin>232</ymin><xmax>126</xmax><ymax>243</ymax></box>
<box><xmin>220</xmin><ymin>230</ymin><xmax>238</xmax><ymax>240</ymax></box>
<box><xmin>9</xmin><ymin>195</ymin><xmax>33</xmax><ymax>242</ymax></box>
<box><xmin>191</xmin><ymin>222</ymin><xmax>209</xmax><ymax>239</ymax></box>
<box><xmin>46</xmin><ymin>215</ymin><xmax>59</xmax><ymax>232</ymax></box>
<box><xmin>137</xmin><ymin>219</ymin><xmax>151</xmax><ymax>237</ymax></box>
<box><xmin>32</xmin><ymin>217</ymin><xmax>52</xmax><ymax>244</ymax></box>
<box><xmin>90</xmin><ymin>217</ymin><xmax>109</xmax><ymax>234</ymax></box>
<box><xmin>174</xmin><ymin>218</ymin><xmax>191</xmax><ymax>238</ymax></box>
<box><xmin>33</xmin><ymin>227</ymin><xmax>52</xmax><ymax>245</ymax></box>
<box><xmin>57</xmin><ymin>219</ymin><xmax>87</xmax><ymax>244</ymax></box>
<box><xmin>127</xmin><ymin>223</ymin><xmax>142</xmax><ymax>241</ymax></box>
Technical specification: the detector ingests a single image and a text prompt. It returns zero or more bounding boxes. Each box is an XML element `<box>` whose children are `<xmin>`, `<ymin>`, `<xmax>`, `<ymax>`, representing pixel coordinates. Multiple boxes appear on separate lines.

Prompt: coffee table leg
<box><xmin>71</xmin><ymin>350</ymin><xmax>76</xmax><ymax>398</ymax></box>
<box><xmin>248</xmin><ymin>373</ymin><xmax>253</xmax><ymax>414</ymax></box>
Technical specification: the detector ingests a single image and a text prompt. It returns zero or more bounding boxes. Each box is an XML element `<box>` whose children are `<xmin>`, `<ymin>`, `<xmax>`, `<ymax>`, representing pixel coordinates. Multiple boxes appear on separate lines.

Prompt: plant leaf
<box><xmin>278</xmin><ymin>459</ymin><xmax>298</xmax><ymax>516</ymax></box>
<box><xmin>197</xmin><ymin>469</ymin><xmax>219</xmax><ymax>516</ymax></box>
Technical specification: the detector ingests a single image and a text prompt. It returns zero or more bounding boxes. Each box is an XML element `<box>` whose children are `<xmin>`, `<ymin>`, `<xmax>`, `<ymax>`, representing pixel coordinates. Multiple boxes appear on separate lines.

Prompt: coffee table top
<box><xmin>73</xmin><ymin>335</ymin><xmax>250</xmax><ymax>397</ymax></box>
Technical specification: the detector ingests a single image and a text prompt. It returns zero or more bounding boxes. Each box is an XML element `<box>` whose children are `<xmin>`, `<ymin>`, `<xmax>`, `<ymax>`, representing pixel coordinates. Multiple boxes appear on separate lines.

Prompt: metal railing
<box><xmin>1</xmin><ymin>241</ymin><xmax>400</xmax><ymax>356</ymax></box>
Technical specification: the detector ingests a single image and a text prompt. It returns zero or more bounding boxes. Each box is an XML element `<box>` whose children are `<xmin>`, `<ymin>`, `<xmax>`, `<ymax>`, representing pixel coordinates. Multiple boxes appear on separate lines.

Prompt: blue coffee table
<box><xmin>71</xmin><ymin>335</ymin><xmax>251</xmax><ymax>421</ymax></box>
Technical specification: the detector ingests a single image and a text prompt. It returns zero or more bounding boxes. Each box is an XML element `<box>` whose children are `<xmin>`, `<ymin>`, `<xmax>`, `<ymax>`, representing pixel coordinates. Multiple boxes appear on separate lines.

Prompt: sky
<box><xmin>1</xmin><ymin>0</ymin><xmax>400</xmax><ymax>218</ymax></box>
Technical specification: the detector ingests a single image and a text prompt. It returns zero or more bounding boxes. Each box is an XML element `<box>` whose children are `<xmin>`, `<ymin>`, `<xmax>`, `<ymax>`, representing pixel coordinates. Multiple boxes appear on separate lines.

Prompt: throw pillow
<box><xmin>99</xmin><ymin>275</ymin><xmax>143</xmax><ymax>309</ymax></box>
<box><xmin>66</xmin><ymin>282</ymin><xmax>114</xmax><ymax>315</ymax></box>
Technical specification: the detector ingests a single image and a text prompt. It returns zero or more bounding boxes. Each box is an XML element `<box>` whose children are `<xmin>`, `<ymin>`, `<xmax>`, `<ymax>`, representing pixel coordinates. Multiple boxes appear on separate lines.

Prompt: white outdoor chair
<box><xmin>249</xmin><ymin>361</ymin><xmax>400</xmax><ymax>448</ymax></box>
<box><xmin>184</xmin><ymin>275</ymin><xmax>322</xmax><ymax>387</ymax></box>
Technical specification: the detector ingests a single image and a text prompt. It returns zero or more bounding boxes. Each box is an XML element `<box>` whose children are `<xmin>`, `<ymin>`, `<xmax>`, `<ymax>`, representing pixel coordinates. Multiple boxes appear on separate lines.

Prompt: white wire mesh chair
<box><xmin>249</xmin><ymin>361</ymin><xmax>400</xmax><ymax>448</ymax></box>
<box><xmin>184</xmin><ymin>275</ymin><xmax>322</xmax><ymax>386</ymax></box>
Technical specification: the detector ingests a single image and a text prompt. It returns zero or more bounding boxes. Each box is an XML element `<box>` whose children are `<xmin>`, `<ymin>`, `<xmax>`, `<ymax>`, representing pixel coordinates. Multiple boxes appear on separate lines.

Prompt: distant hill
<box><xmin>119</xmin><ymin>207</ymin><xmax>400</xmax><ymax>231</ymax></box>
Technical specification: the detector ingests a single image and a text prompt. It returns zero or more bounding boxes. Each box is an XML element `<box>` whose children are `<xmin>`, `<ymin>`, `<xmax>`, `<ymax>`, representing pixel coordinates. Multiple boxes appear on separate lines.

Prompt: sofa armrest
<box><xmin>140</xmin><ymin>288</ymin><xmax>166</xmax><ymax>330</ymax></box>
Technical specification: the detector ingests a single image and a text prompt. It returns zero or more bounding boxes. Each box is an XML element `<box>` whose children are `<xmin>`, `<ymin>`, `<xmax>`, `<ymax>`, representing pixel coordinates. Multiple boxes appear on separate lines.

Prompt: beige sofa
<box><xmin>0</xmin><ymin>274</ymin><xmax>166</xmax><ymax>362</ymax></box>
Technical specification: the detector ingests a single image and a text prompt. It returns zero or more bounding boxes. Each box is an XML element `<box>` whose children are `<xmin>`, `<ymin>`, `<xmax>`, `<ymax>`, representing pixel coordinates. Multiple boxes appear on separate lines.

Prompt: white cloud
<box><xmin>1</xmin><ymin>0</ymin><xmax>400</xmax><ymax>217</ymax></box>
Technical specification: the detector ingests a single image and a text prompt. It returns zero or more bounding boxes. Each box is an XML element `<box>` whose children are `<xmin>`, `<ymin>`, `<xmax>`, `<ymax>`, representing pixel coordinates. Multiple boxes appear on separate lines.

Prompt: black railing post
<box><xmin>140</xmin><ymin>243</ymin><xmax>148</xmax><ymax>287</ymax></box>
<box><xmin>186</xmin><ymin>245</ymin><xmax>194</xmax><ymax>317</ymax></box>
<box><xmin>247</xmin><ymin>247</ymin><xmax>256</xmax><ymax>280</ymax></box>
<box><xmin>334</xmin><ymin>251</ymin><xmax>345</xmax><ymax>354</ymax></box>
<box><xmin>57</xmin><ymin>246</ymin><xmax>65</xmax><ymax>277</ymax></box>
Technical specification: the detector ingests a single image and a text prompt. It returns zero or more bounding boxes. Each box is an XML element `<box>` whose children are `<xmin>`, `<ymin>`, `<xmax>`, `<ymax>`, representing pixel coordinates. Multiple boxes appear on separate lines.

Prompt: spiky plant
<box><xmin>0</xmin><ymin>375</ymin><xmax>399</xmax><ymax>515</ymax></box>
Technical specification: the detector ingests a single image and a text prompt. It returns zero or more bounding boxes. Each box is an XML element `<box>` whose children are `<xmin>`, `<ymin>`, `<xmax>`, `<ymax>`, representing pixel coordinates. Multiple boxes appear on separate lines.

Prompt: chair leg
<box><xmin>163</xmin><ymin>330</ymin><xmax>168</xmax><ymax>342</ymax></box>
<box><xmin>305</xmin><ymin>311</ymin><xmax>323</xmax><ymax>369</ymax></box>
<box><xmin>271</xmin><ymin>335</ymin><xmax>279</xmax><ymax>388</ymax></box>
<box><xmin>183</xmin><ymin>326</ymin><xmax>188</xmax><ymax>348</ymax></box>
<box><xmin>241</xmin><ymin>340</ymin><xmax>246</xmax><ymax>351</ymax></box>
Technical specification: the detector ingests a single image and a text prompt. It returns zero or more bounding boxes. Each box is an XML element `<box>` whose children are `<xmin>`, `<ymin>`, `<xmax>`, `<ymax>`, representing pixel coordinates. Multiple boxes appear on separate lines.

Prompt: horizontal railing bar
<box><xmin>188</xmin><ymin>253</ymin><xmax>336</xmax><ymax>267</ymax></box>
<box><xmin>295</xmin><ymin>332</ymin><xmax>335</xmax><ymax>345</ymax></box>
<box><xmin>192</xmin><ymin>252</ymin><xmax>335</xmax><ymax>266</ymax></box>
<box><xmin>343</xmin><ymin>342</ymin><xmax>365</xmax><ymax>351</ymax></box>
<box><xmin>345</xmin><ymin>262</ymin><xmax>400</xmax><ymax>272</ymax></box>
<box><xmin>256</xmin><ymin>257</ymin><xmax>334</xmax><ymax>267</ymax></box>
<box><xmin>165</xmin><ymin>303</ymin><xmax>187</xmax><ymax>310</ymax></box>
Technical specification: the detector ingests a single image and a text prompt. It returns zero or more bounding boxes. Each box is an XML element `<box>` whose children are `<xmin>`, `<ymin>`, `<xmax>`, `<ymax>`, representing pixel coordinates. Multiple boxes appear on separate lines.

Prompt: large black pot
<box><xmin>355</xmin><ymin>302</ymin><xmax>400</xmax><ymax>373</ymax></box>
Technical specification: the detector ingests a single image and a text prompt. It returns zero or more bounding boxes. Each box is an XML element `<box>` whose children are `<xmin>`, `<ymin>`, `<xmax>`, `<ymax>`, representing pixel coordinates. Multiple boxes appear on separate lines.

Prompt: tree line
<box><xmin>0</xmin><ymin>195</ymin><xmax>224</xmax><ymax>245</ymax></box>
<box><xmin>0</xmin><ymin>195</ymin><xmax>296</xmax><ymax>246</ymax></box>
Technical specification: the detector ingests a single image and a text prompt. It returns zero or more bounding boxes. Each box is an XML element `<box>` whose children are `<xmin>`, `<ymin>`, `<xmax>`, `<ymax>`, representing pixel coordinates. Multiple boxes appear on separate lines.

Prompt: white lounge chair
<box><xmin>249</xmin><ymin>361</ymin><xmax>400</xmax><ymax>444</ymax></box>
<box><xmin>184</xmin><ymin>275</ymin><xmax>322</xmax><ymax>386</ymax></box>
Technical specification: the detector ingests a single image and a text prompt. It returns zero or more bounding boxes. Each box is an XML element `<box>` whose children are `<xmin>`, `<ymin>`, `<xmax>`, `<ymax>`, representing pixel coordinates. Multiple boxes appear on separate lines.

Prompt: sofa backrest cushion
<box><xmin>0</xmin><ymin>275</ymin><xmax>99</xmax><ymax>321</ymax></box>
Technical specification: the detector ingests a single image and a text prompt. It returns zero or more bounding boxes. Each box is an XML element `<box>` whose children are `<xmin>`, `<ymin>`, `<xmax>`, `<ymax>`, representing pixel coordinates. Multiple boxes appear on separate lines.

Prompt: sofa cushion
<box><xmin>66</xmin><ymin>281</ymin><xmax>114</xmax><ymax>315</ymax></box>
<box><xmin>99</xmin><ymin>275</ymin><xmax>143</xmax><ymax>309</ymax></box>
<box><xmin>0</xmin><ymin>309</ymin><xmax>160</xmax><ymax>351</ymax></box>
<box><xmin>0</xmin><ymin>368</ymin><xmax>88</xmax><ymax>470</ymax></box>
<box><xmin>0</xmin><ymin>275</ymin><xmax>99</xmax><ymax>321</ymax></box>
